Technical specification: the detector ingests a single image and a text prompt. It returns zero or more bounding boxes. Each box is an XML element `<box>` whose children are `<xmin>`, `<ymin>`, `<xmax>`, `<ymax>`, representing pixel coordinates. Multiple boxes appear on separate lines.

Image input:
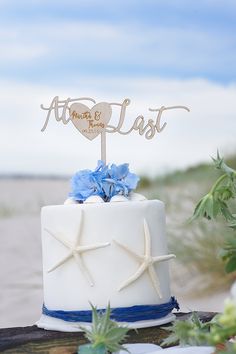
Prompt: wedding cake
<box><xmin>37</xmin><ymin>161</ymin><xmax>178</xmax><ymax>332</ymax></box>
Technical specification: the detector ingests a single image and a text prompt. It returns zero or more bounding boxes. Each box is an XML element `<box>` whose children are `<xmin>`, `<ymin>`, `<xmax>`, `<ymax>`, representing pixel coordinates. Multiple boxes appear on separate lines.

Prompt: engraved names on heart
<box><xmin>69</xmin><ymin>102</ymin><xmax>112</xmax><ymax>141</ymax></box>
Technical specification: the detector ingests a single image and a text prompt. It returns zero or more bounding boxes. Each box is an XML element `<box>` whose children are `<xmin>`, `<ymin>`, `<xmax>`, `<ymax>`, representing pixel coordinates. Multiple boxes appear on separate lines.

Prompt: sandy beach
<box><xmin>0</xmin><ymin>178</ymin><xmax>229</xmax><ymax>328</ymax></box>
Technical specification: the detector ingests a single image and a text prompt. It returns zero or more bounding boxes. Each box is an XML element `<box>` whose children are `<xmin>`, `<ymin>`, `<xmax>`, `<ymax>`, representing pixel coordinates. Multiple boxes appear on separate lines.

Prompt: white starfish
<box><xmin>113</xmin><ymin>219</ymin><xmax>175</xmax><ymax>298</ymax></box>
<box><xmin>44</xmin><ymin>210</ymin><xmax>110</xmax><ymax>287</ymax></box>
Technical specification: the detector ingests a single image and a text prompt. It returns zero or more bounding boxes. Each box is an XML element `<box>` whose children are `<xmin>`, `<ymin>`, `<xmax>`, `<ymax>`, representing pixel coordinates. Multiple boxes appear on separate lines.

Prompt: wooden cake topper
<box><xmin>41</xmin><ymin>96</ymin><xmax>190</xmax><ymax>163</ymax></box>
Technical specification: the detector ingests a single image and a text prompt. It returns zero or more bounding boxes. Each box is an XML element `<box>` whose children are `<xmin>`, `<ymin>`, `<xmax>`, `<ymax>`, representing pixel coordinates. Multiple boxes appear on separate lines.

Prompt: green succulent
<box><xmin>161</xmin><ymin>312</ymin><xmax>211</xmax><ymax>347</ymax></box>
<box><xmin>78</xmin><ymin>303</ymin><xmax>129</xmax><ymax>354</ymax></box>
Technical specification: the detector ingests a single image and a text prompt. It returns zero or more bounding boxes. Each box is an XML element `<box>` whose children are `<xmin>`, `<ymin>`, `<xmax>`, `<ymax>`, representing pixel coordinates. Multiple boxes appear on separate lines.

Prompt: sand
<box><xmin>0</xmin><ymin>178</ymin><xmax>229</xmax><ymax>328</ymax></box>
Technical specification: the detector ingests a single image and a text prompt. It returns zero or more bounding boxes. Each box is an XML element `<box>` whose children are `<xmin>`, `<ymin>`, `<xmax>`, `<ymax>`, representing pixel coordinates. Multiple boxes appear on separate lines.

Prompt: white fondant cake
<box><xmin>37</xmin><ymin>198</ymin><xmax>177</xmax><ymax>332</ymax></box>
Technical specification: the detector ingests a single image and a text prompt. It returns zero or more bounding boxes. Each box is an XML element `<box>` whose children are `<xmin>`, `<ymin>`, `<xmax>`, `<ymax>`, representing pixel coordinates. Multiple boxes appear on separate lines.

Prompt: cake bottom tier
<box><xmin>36</xmin><ymin>313</ymin><xmax>176</xmax><ymax>332</ymax></box>
<box><xmin>36</xmin><ymin>298</ymin><xmax>178</xmax><ymax>332</ymax></box>
<box><xmin>39</xmin><ymin>201</ymin><xmax>178</xmax><ymax>331</ymax></box>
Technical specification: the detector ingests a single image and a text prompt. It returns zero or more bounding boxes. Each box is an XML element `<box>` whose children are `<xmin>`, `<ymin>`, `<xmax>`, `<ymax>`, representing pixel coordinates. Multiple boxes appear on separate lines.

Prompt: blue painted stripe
<box><xmin>42</xmin><ymin>297</ymin><xmax>179</xmax><ymax>323</ymax></box>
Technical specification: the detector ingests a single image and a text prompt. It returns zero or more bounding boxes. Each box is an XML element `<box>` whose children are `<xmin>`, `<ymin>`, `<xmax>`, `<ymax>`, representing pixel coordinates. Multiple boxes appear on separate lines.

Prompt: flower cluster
<box><xmin>69</xmin><ymin>161</ymin><xmax>139</xmax><ymax>202</ymax></box>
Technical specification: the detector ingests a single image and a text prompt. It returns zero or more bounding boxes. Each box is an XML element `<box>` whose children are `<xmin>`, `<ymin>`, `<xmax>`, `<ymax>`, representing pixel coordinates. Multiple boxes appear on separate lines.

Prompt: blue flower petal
<box><xmin>69</xmin><ymin>161</ymin><xmax>139</xmax><ymax>202</ymax></box>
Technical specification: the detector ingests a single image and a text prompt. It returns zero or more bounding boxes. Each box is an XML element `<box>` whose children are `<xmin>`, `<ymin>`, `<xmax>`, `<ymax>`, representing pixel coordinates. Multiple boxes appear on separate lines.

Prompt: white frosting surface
<box><xmin>36</xmin><ymin>313</ymin><xmax>175</xmax><ymax>332</ymax></box>
<box><xmin>41</xmin><ymin>200</ymin><xmax>173</xmax><ymax>313</ymax></box>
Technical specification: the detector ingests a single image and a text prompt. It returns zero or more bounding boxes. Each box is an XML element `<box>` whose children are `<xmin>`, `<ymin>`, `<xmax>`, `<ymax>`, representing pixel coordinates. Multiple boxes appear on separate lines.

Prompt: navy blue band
<box><xmin>42</xmin><ymin>297</ymin><xmax>179</xmax><ymax>323</ymax></box>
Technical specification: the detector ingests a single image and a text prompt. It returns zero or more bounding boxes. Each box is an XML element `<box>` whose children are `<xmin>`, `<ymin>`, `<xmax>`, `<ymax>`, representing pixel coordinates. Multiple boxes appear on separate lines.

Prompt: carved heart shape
<box><xmin>69</xmin><ymin>102</ymin><xmax>112</xmax><ymax>140</ymax></box>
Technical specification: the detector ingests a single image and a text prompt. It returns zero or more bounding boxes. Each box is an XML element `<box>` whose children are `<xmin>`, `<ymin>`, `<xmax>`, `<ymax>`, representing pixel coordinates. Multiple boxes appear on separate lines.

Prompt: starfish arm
<box><xmin>118</xmin><ymin>262</ymin><xmax>148</xmax><ymax>291</ymax></box>
<box><xmin>153</xmin><ymin>254</ymin><xmax>176</xmax><ymax>263</ymax></box>
<box><xmin>44</xmin><ymin>228</ymin><xmax>72</xmax><ymax>249</ymax></box>
<box><xmin>76</xmin><ymin>209</ymin><xmax>85</xmax><ymax>245</ymax></box>
<box><xmin>148</xmin><ymin>264</ymin><xmax>162</xmax><ymax>298</ymax></box>
<box><xmin>47</xmin><ymin>252</ymin><xmax>73</xmax><ymax>273</ymax></box>
<box><xmin>73</xmin><ymin>252</ymin><xmax>94</xmax><ymax>287</ymax></box>
<box><xmin>113</xmin><ymin>239</ymin><xmax>143</xmax><ymax>261</ymax></box>
<box><xmin>143</xmin><ymin>219</ymin><xmax>151</xmax><ymax>256</ymax></box>
<box><xmin>76</xmin><ymin>242</ymin><xmax>110</xmax><ymax>253</ymax></box>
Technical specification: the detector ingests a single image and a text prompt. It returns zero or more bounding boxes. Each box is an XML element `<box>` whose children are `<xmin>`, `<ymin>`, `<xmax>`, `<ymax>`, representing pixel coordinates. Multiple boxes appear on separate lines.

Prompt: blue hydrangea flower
<box><xmin>102</xmin><ymin>163</ymin><xmax>139</xmax><ymax>200</ymax></box>
<box><xmin>69</xmin><ymin>161</ymin><xmax>139</xmax><ymax>202</ymax></box>
<box><xmin>69</xmin><ymin>170</ymin><xmax>100</xmax><ymax>201</ymax></box>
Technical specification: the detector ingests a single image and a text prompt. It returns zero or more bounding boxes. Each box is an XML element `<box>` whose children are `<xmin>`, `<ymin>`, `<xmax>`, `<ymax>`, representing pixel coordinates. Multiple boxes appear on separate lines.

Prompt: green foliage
<box><xmin>138</xmin><ymin>153</ymin><xmax>236</xmax><ymax>292</ymax></box>
<box><xmin>191</xmin><ymin>152</ymin><xmax>236</xmax><ymax>225</ymax></box>
<box><xmin>163</xmin><ymin>301</ymin><xmax>236</xmax><ymax>350</ymax></box>
<box><xmin>220</xmin><ymin>235</ymin><xmax>236</xmax><ymax>273</ymax></box>
<box><xmin>78</xmin><ymin>303</ymin><xmax>129</xmax><ymax>354</ymax></box>
<box><xmin>210</xmin><ymin>300</ymin><xmax>236</xmax><ymax>344</ymax></box>
<box><xmin>162</xmin><ymin>312</ymin><xmax>211</xmax><ymax>347</ymax></box>
<box><xmin>213</xmin><ymin>152</ymin><xmax>236</xmax><ymax>177</ymax></box>
<box><xmin>164</xmin><ymin>152</ymin><xmax>236</xmax><ymax>351</ymax></box>
<box><xmin>191</xmin><ymin>193</ymin><xmax>218</xmax><ymax>220</ymax></box>
<box><xmin>138</xmin><ymin>158</ymin><xmax>235</xmax><ymax>293</ymax></box>
<box><xmin>191</xmin><ymin>152</ymin><xmax>236</xmax><ymax>273</ymax></box>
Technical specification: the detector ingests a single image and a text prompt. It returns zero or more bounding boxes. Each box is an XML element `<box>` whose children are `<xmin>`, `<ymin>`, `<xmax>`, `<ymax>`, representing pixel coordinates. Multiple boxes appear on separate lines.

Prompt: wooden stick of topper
<box><xmin>41</xmin><ymin>96</ymin><xmax>190</xmax><ymax>164</ymax></box>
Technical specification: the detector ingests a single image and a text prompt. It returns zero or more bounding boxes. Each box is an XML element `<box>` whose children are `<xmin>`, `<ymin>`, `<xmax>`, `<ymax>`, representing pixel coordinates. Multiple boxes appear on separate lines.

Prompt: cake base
<box><xmin>36</xmin><ymin>313</ymin><xmax>176</xmax><ymax>332</ymax></box>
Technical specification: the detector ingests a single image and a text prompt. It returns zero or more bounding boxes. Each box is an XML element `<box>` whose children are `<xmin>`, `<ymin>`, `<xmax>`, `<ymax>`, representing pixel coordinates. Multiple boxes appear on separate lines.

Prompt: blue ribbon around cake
<box><xmin>42</xmin><ymin>297</ymin><xmax>179</xmax><ymax>323</ymax></box>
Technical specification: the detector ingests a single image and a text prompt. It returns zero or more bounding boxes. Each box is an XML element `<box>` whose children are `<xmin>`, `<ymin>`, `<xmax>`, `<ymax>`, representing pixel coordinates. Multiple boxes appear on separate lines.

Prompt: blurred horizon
<box><xmin>0</xmin><ymin>151</ymin><xmax>235</xmax><ymax>180</ymax></box>
<box><xmin>0</xmin><ymin>0</ymin><xmax>235</xmax><ymax>176</ymax></box>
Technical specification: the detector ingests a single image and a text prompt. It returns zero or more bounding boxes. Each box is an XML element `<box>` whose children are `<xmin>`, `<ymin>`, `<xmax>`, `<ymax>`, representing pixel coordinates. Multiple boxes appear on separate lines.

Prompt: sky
<box><xmin>0</xmin><ymin>0</ymin><xmax>235</xmax><ymax>176</ymax></box>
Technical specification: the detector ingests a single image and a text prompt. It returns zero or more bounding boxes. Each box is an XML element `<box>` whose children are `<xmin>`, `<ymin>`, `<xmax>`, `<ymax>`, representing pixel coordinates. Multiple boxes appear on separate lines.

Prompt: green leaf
<box><xmin>106</xmin><ymin>327</ymin><xmax>129</xmax><ymax>342</ymax></box>
<box><xmin>219</xmin><ymin>236</ymin><xmax>236</xmax><ymax>270</ymax></box>
<box><xmin>219</xmin><ymin>248</ymin><xmax>231</xmax><ymax>261</ymax></box>
<box><xmin>225</xmin><ymin>256</ymin><xmax>236</xmax><ymax>273</ymax></box>
<box><xmin>204</xmin><ymin>195</ymin><xmax>214</xmax><ymax>219</ymax></box>
<box><xmin>219</xmin><ymin>201</ymin><xmax>235</xmax><ymax>222</ymax></box>
<box><xmin>78</xmin><ymin>344</ymin><xmax>106</xmax><ymax>354</ymax></box>
<box><xmin>105</xmin><ymin>327</ymin><xmax>129</xmax><ymax>352</ymax></box>
<box><xmin>190</xmin><ymin>197</ymin><xmax>206</xmax><ymax>221</ymax></box>
<box><xmin>212</xmin><ymin>150</ymin><xmax>224</xmax><ymax>169</ymax></box>
<box><xmin>161</xmin><ymin>332</ymin><xmax>179</xmax><ymax>347</ymax></box>
<box><xmin>99</xmin><ymin>302</ymin><xmax>112</xmax><ymax>335</ymax></box>
<box><xmin>212</xmin><ymin>199</ymin><xmax>220</xmax><ymax>218</ymax></box>
<box><xmin>214</xmin><ymin>185</ymin><xmax>234</xmax><ymax>202</ymax></box>
<box><xmin>80</xmin><ymin>303</ymin><xmax>129</xmax><ymax>353</ymax></box>
<box><xmin>190</xmin><ymin>194</ymin><xmax>217</xmax><ymax>221</ymax></box>
<box><xmin>212</xmin><ymin>151</ymin><xmax>236</xmax><ymax>178</ymax></box>
<box><xmin>90</xmin><ymin>303</ymin><xmax>99</xmax><ymax>332</ymax></box>
<box><xmin>229</xmin><ymin>219</ymin><xmax>236</xmax><ymax>230</ymax></box>
<box><xmin>161</xmin><ymin>312</ymin><xmax>210</xmax><ymax>347</ymax></box>
<box><xmin>191</xmin><ymin>312</ymin><xmax>205</xmax><ymax>329</ymax></box>
<box><xmin>224</xmin><ymin>236</ymin><xmax>236</xmax><ymax>249</ymax></box>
